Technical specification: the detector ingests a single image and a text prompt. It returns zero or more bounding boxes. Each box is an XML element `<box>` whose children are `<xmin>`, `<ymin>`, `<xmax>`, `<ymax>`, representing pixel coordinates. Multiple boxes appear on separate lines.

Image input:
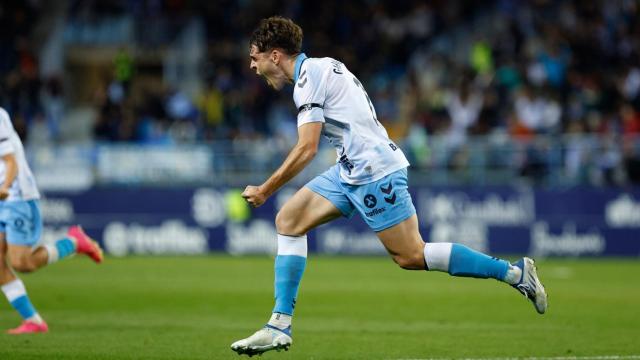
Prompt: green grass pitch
<box><xmin>0</xmin><ymin>256</ymin><xmax>639</xmax><ymax>359</ymax></box>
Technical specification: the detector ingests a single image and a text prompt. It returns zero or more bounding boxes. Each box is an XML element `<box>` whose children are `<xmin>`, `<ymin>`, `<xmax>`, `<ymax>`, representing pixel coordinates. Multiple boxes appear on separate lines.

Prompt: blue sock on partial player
<box><xmin>43</xmin><ymin>237</ymin><xmax>77</xmax><ymax>264</ymax></box>
<box><xmin>424</xmin><ymin>242</ymin><xmax>521</xmax><ymax>284</ymax></box>
<box><xmin>1</xmin><ymin>279</ymin><xmax>44</xmax><ymax>324</ymax></box>
<box><xmin>269</xmin><ymin>234</ymin><xmax>307</xmax><ymax>330</ymax></box>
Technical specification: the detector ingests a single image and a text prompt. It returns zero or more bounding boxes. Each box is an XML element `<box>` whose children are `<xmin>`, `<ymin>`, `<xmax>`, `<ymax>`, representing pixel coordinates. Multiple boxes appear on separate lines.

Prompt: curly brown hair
<box><xmin>250</xmin><ymin>16</ymin><xmax>303</xmax><ymax>55</ymax></box>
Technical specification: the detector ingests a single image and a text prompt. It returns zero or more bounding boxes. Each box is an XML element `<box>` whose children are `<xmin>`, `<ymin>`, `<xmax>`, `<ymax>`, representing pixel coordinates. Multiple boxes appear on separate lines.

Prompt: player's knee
<box><xmin>392</xmin><ymin>252</ymin><xmax>425</xmax><ymax>270</ymax></box>
<box><xmin>275</xmin><ymin>210</ymin><xmax>305</xmax><ymax>236</ymax></box>
<box><xmin>10</xmin><ymin>257</ymin><xmax>37</xmax><ymax>273</ymax></box>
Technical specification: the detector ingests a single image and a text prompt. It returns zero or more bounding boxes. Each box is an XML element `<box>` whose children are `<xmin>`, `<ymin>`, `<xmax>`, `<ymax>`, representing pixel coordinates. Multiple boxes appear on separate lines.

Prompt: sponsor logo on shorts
<box><xmin>364</xmin><ymin>194</ymin><xmax>377</xmax><ymax>208</ymax></box>
<box><xmin>381</xmin><ymin>183</ymin><xmax>396</xmax><ymax>204</ymax></box>
<box><xmin>365</xmin><ymin>207</ymin><xmax>386</xmax><ymax>217</ymax></box>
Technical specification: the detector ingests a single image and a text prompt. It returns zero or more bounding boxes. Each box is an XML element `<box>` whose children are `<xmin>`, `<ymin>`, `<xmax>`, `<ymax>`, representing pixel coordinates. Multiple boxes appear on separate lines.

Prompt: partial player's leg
<box><xmin>0</xmin><ymin>233</ymin><xmax>48</xmax><ymax>334</ymax></box>
<box><xmin>5</xmin><ymin>200</ymin><xmax>103</xmax><ymax>268</ymax></box>
<box><xmin>7</xmin><ymin>225</ymin><xmax>102</xmax><ymax>273</ymax></box>
<box><xmin>1</xmin><ymin>200</ymin><xmax>104</xmax><ymax>334</ymax></box>
<box><xmin>231</xmin><ymin>169</ymin><xmax>348</xmax><ymax>356</ymax></box>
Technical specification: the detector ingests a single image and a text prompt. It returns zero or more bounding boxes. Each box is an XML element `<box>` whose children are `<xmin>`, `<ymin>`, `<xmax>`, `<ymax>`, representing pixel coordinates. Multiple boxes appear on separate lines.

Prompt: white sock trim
<box><xmin>1</xmin><ymin>278</ymin><xmax>27</xmax><ymax>302</ymax></box>
<box><xmin>44</xmin><ymin>244</ymin><xmax>59</xmax><ymax>264</ymax></box>
<box><xmin>504</xmin><ymin>265</ymin><xmax>522</xmax><ymax>285</ymax></box>
<box><xmin>277</xmin><ymin>234</ymin><xmax>308</xmax><ymax>257</ymax></box>
<box><xmin>27</xmin><ymin>313</ymin><xmax>44</xmax><ymax>324</ymax></box>
<box><xmin>268</xmin><ymin>312</ymin><xmax>292</xmax><ymax>329</ymax></box>
<box><xmin>424</xmin><ymin>242</ymin><xmax>453</xmax><ymax>272</ymax></box>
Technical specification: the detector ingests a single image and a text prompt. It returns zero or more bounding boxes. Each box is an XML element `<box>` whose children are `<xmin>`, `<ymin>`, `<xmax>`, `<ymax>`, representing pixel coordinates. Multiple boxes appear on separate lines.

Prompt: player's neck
<box><xmin>283</xmin><ymin>54</ymin><xmax>300</xmax><ymax>84</ymax></box>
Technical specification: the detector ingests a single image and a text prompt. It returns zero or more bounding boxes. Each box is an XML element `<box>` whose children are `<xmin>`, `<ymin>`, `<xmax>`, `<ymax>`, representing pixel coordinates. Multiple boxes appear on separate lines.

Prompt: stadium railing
<box><xmin>28</xmin><ymin>134</ymin><xmax>640</xmax><ymax>191</ymax></box>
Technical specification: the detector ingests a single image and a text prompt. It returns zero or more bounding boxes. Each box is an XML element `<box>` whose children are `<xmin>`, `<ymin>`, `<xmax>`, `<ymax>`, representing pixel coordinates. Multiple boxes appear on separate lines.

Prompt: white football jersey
<box><xmin>293</xmin><ymin>54</ymin><xmax>409</xmax><ymax>185</ymax></box>
<box><xmin>0</xmin><ymin>108</ymin><xmax>40</xmax><ymax>201</ymax></box>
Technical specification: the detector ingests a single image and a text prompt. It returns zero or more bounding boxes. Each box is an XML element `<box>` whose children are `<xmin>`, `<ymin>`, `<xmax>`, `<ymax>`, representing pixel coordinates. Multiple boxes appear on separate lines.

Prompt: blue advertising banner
<box><xmin>39</xmin><ymin>186</ymin><xmax>640</xmax><ymax>257</ymax></box>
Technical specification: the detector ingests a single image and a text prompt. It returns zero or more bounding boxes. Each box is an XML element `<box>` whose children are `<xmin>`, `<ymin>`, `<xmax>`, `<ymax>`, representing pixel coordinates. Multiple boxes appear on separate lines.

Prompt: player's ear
<box><xmin>271</xmin><ymin>50</ymin><xmax>280</xmax><ymax>64</ymax></box>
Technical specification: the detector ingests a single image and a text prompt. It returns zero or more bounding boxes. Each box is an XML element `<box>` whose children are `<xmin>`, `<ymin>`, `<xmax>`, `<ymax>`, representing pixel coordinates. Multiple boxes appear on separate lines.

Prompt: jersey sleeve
<box><xmin>0</xmin><ymin>109</ymin><xmax>15</xmax><ymax>156</ymax></box>
<box><xmin>293</xmin><ymin>64</ymin><xmax>327</xmax><ymax>127</ymax></box>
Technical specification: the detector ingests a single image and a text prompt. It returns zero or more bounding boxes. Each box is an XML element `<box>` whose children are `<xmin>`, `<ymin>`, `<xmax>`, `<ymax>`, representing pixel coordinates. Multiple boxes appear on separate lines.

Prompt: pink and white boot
<box><xmin>67</xmin><ymin>225</ymin><xmax>104</xmax><ymax>264</ymax></box>
<box><xmin>7</xmin><ymin>320</ymin><xmax>49</xmax><ymax>334</ymax></box>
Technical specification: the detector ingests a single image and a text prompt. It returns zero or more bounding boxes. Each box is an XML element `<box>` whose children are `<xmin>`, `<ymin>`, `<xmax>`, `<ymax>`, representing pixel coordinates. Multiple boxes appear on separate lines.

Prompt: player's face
<box><xmin>249</xmin><ymin>45</ymin><xmax>286</xmax><ymax>90</ymax></box>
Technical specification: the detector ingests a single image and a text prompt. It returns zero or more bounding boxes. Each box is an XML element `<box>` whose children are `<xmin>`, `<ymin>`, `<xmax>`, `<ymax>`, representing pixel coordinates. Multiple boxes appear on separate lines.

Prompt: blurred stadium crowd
<box><xmin>1</xmin><ymin>0</ymin><xmax>640</xmax><ymax>185</ymax></box>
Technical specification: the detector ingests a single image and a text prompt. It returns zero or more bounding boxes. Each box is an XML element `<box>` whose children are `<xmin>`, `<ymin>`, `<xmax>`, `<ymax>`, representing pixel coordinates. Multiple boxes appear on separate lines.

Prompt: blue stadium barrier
<box><xmin>39</xmin><ymin>186</ymin><xmax>640</xmax><ymax>257</ymax></box>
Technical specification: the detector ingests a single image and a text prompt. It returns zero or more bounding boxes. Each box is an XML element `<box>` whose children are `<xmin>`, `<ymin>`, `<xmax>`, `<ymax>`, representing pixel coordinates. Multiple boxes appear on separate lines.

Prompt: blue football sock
<box><xmin>44</xmin><ymin>237</ymin><xmax>76</xmax><ymax>264</ymax></box>
<box><xmin>424</xmin><ymin>242</ymin><xmax>510</xmax><ymax>281</ymax></box>
<box><xmin>2</xmin><ymin>279</ymin><xmax>38</xmax><ymax>320</ymax></box>
<box><xmin>448</xmin><ymin>243</ymin><xmax>509</xmax><ymax>280</ymax></box>
<box><xmin>55</xmin><ymin>237</ymin><xmax>76</xmax><ymax>259</ymax></box>
<box><xmin>273</xmin><ymin>255</ymin><xmax>307</xmax><ymax>315</ymax></box>
<box><xmin>10</xmin><ymin>295</ymin><xmax>37</xmax><ymax>319</ymax></box>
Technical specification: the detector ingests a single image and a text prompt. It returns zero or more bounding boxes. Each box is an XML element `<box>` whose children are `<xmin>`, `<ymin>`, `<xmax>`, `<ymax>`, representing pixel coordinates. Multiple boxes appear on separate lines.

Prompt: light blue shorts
<box><xmin>305</xmin><ymin>165</ymin><xmax>416</xmax><ymax>232</ymax></box>
<box><xmin>0</xmin><ymin>200</ymin><xmax>43</xmax><ymax>247</ymax></box>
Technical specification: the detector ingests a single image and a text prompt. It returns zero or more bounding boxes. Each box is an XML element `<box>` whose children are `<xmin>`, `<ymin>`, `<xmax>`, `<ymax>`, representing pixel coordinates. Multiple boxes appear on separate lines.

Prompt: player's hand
<box><xmin>242</xmin><ymin>185</ymin><xmax>268</xmax><ymax>208</ymax></box>
<box><xmin>0</xmin><ymin>188</ymin><xmax>8</xmax><ymax>201</ymax></box>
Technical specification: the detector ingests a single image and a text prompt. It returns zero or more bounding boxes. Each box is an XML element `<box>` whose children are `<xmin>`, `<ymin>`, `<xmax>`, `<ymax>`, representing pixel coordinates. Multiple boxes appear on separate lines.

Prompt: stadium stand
<box><xmin>1</xmin><ymin>0</ymin><xmax>639</xmax><ymax>187</ymax></box>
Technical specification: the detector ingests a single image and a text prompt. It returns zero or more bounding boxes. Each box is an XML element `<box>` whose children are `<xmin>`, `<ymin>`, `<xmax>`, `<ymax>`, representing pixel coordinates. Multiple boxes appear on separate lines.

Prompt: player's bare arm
<box><xmin>0</xmin><ymin>153</ymin><xmax>17</xmax><ymax>200</ymax></box>
<box><xmin>242</xmin><ymin>122</ymin><xmax>322</xmax><ymax>207</ymax></box>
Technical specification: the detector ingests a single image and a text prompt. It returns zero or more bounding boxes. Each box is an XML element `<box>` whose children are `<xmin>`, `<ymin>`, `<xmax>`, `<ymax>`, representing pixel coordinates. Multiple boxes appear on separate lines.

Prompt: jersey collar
<box><xmin>293</xmin><ymin>53</ymin><xmax>308</xmax><ymax>83</ymax></box>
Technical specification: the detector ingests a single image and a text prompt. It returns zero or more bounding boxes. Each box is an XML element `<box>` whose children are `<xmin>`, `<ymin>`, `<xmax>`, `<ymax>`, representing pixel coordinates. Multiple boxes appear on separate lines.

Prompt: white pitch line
<box><xmin>394</xmin><ymin>356</ymin><xmax>640</xmax><ymax>360</ymax></box>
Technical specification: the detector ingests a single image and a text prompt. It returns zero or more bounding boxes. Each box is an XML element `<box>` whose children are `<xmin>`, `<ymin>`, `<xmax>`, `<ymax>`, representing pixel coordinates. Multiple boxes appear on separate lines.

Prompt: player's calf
<box><xmin>7</xmin><ymin>243</ymin><xmax>47</xmax><ymax>273</ymax></box>
<box><xmin>424</xmin><ymin>242</ymin><xmax>515</xmax><ymax>280</ymax></box>
<box><xmin>9</xmin><ymin>256</ymin><xmax>39</xmax><ymax>273</ymax></box>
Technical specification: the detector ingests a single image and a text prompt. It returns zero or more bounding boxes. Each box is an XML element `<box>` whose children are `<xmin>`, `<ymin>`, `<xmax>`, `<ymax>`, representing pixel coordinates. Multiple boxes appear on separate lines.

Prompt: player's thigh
<box><xmin>276</xmin><ymin>187</ymin><xmax>343</xmax><ymax>236</ymax></box>
<box><xmin>1</xmin><ymin>200</ymin><xmax>42</xmax><ymax>269</ymax></box>
<box><xmin>344</xmin><ymin>167</ymin><xmax>425</xmax><ymax>269</ymax></box>
<box><xmin>347</xmin><ymin>167</ymin><xmax>416</xmax><ymax>233</ymax></box>
<box><xmin>0</xmin><ymin>231</ymin><xmax>11</xmax><ymax>276</ymax></box>
<box><xmin>3</xmin><ymin>200</ymin><xmax>42</xmax><ymax>248</ymax></box>
<box><xmin>376</xmin><ymin>214</ymin><xmax>425</xmax><ymax>265</ymax></box>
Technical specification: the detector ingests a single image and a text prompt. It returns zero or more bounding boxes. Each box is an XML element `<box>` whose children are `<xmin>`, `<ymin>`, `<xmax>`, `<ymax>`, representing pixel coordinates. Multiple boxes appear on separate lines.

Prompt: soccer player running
<box><xmin>0</xmin><ymin>107</ymin><xmax>103</xmax><ymax>334</ymax></box>
<box><xmin>231</xmin><ymin>17</ymin><xmax>547</xmax><ymax>356</ymax></box>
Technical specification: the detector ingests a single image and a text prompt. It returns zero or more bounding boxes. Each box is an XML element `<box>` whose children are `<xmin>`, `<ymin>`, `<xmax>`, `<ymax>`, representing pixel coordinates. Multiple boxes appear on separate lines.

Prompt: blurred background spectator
<box><xmin>1</xmin><ymin>0</ymin><xmax>639</xmax><ymax>188</ymax></box>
